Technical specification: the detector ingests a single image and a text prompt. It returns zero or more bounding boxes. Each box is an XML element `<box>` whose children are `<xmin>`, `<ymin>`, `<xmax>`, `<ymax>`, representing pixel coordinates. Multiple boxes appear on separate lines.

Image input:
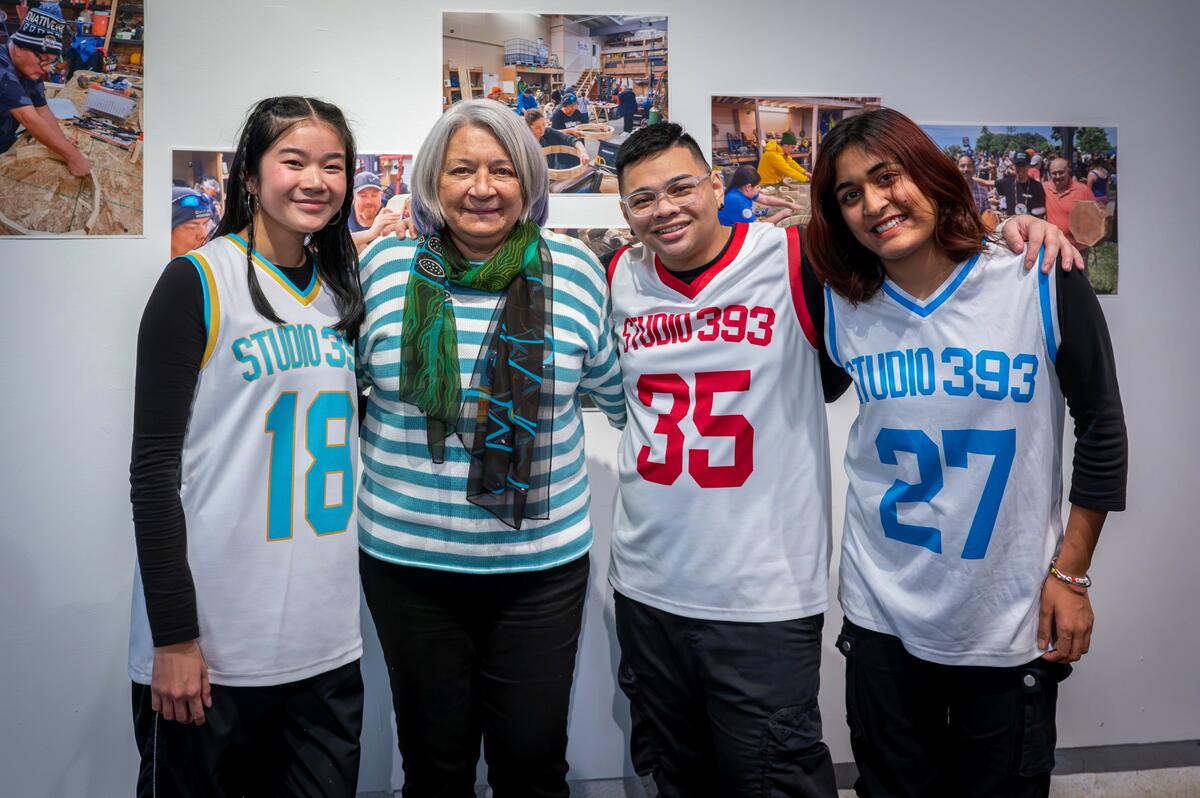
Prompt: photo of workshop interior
<box><xmin>0</xmin><ymin>0</ymin><xmax>145</xmax><ymax>236</ymax></box>
<box><xmin>710</xmin><ymin>95</ymin><xmax>881</xmax><ymax>225</ymax></box>
<box><xmin>443</xmin><ymin>12</ymin><xmax>668</xmax><ymax>194</ymax></box>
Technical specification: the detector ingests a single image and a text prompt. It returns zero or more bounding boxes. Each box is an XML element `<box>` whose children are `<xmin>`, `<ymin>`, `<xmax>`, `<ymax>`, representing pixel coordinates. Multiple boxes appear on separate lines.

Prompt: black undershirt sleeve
<box><xmin>130</xmin><ymin>258</ymin><xmax>206</xmax><ymax>647</ymax></box>
<box><xmin>130</xmin><ymin>255</ymin><xmax>316</xmax><ymax>647</ymax></box>
<box><xmin>799</xmin><ymin>251</ymin><xmax>853</xmax><ymax>403</ymax></box>
<box><xmin>1053</xmin><ymin>268</ymin><xmax>1127</xmax><ymax>511</ymax></box>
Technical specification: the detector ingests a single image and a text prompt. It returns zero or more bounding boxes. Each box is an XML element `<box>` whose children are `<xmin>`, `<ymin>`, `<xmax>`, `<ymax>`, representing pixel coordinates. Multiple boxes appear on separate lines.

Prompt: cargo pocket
<box><xmin>1018</xmin><ymin>662</ymin><xmax>1071</xmax><ymax>777</ymax></box>
<box><xmin>835</xmin><ymin>628</ymin><xmax>867</xmax><ymax>741</ymax></box>
<box><xmin>617</xmin><ymin>660</ymin><xmax>660</xmax><ymax>777</ymax></box>
<box><xmin>761</xmin><ymin>699</ymin><xmax>834</xmax><ymax>797</ymax></box>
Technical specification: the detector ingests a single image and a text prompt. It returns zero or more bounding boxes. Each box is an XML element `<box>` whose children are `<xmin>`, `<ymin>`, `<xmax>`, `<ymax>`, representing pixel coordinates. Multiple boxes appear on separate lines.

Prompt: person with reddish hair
<box><xmin>806</xmin><ymin>108</ymin><xmax>1127</xmax><ymax>797</ymax></box>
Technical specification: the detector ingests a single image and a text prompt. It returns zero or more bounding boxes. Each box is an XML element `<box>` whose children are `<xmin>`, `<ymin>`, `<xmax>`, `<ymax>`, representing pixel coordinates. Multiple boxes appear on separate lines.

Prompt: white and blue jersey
<box><xmin>129</xmin><ymin>235</ymin><xmax>363</xmax><ymax>686</ymax></box>
<box><xmin>826</xmin><ymin>243</ymin><xmax>1069</xmax><ymax>667</ymax></box>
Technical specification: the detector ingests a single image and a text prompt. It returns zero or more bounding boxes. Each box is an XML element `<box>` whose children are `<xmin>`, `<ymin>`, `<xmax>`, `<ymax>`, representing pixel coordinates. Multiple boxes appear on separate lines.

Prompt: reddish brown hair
<box><xmin>805</xmin><ymin>108</ymin><xmax>990</xmax><ymax>303</ymax></box>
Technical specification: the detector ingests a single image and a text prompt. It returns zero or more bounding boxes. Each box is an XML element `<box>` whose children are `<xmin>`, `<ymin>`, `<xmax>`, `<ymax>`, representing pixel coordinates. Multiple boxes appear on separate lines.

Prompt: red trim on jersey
<box><xmin>607</xmin><ymin>245</ymin><xmax>631</xmax><ymax>286</ymax></box>
<box><xmin>653</xmin><ymin>222</ymin><xmax>749</xmax><ymax>300</ymax></box>
<box><xmin>787</xmin><ymin>225</ymin><xmax>820</xmax><ymax>350</ymax></box>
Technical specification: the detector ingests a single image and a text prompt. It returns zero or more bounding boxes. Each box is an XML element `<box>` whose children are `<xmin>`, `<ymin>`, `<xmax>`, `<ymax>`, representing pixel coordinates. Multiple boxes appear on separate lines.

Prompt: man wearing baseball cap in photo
<box><xmin>757</xmin><ymin>130</ymin><xmax>810</xmax><ymax>185</ymax></box>
<box><xmin>996</xmin><ymin>150</ymin><xmax>1047</xmax><ymax>219</ymax></box>
<box><xmin>550</xmin><ymin>91</ymin><xmax>589</xmax><ymax>135</ymax></box>
<box><xmin>348</xmin><ymin>170</ymin><xmax>404</xmax><ymax>253</ymax></box>
<box><xmin>0</xmin><ymin>1</ymin><xmax>91</xmax><ymax>176</ymax></box>
<box><xmin>169</xmin><ymin>187</ymin><xmax>213</xmax><ymax>258</ymax></box>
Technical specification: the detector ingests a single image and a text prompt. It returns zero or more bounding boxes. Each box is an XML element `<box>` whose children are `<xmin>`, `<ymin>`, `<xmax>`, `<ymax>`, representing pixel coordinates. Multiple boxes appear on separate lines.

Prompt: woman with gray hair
<box><xmin>355</xmin><ymin>99</ymin><xmax>625</xmax><ymax>796</ymax></box>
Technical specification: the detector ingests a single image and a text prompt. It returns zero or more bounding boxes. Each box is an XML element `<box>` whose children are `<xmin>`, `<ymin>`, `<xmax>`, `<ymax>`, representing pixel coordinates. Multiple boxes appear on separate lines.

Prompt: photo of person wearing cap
<box><xmin>757</xmin><ymin>130</ymin><xmax>809</xmax><ymax>185</ymax></box>
<box><xmin>515</xmin><ymin>85</ymin><xmax>539</xmax><ymax>117</ymax></box>
<box><xmin>349</xmin><ymin>170</ymin><xmax>405</xmax><ymax>253</ymax></box>
<box><xmin>550</xmin><ymin>92</ymin><xmax>589</xmax><ymax>135</ymax></box>
<box><xmin>169</xmin><ymin>187</ymin><xmax>213</xmax><ymax>259</ymax></box>
<box><xmin>996</xmin><ymin>150</ymin><xmax>1047</xmax><ymax>219</ymax></box>
<box><xmin>0</xmin><ymin>1</ymin><xmax>91</xmax><ymax>176</ymax></box>
<box><xmin>718</xmin><ymin>165</ymin><xmax>803</xmax><ymax>226</ymax></box>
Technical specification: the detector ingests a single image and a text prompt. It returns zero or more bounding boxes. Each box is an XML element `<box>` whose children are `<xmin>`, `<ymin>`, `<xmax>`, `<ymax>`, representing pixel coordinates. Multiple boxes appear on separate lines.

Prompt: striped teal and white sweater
<box><xmin>356</xmin><ymin>230</ymin><xmax>626</xmax><ymax>574</ymax></box>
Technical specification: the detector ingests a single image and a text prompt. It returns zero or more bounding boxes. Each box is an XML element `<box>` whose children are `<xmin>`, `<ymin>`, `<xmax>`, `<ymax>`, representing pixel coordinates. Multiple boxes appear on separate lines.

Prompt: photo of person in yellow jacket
<box><xmin>757</xmin><ymin>130</ymin><xmax>809</xmax><ymax>184</ymax></box>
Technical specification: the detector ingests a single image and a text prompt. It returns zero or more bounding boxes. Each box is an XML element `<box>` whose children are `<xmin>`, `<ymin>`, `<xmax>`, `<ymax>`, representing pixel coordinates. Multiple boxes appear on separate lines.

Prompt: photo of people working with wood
<box><xmin>443</xmin><ymin>12</ymin><xmax>668</xmax><ymax>194</ymax></box>
<box><xmin>0</xmin><ymin>0</ymin><xmax>144</xmax><ymax>236</ymax></box>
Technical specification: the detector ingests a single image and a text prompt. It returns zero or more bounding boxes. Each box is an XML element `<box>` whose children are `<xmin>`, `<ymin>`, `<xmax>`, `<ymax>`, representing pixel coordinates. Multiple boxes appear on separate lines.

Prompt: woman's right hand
<box><xmin>151</xmin><ymin>639</ymin><xmax>212</xmax><ymax>725</ymax></box>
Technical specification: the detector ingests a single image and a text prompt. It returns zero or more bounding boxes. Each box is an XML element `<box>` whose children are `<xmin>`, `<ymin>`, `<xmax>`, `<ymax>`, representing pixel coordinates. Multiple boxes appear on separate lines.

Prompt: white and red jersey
<box><xmin>607</xmin><ymin>223</ymin><xmax>833</xmax><ymax>622</ymax></box>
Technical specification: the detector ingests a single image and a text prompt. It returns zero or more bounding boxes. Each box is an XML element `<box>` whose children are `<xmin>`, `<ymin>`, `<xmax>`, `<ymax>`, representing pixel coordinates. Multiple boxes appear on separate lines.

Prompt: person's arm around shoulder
<box><xmin>1000</xmin><ymin>215</ymin><xmax>1085</xmax><ymax>272</ymax></box>
<box><xmin>565</xmin><ymin>240</ymin><xmax>626</xmax><ymax>428</ymax></box>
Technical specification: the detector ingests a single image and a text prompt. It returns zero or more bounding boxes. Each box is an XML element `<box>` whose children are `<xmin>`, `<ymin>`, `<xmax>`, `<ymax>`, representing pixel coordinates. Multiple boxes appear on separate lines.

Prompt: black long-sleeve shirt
<box><xmin>129</xmin><ymin>256</ymin><xmax>313</xmax><ymax>647</ymax></box>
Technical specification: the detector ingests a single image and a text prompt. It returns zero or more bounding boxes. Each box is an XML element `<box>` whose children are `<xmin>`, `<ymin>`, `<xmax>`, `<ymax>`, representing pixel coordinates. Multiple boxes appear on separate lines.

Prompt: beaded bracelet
<box><xmin>1049</xmin><ymin>562</ymin><xmax>1092</xmax><ymax>589</ymax></box>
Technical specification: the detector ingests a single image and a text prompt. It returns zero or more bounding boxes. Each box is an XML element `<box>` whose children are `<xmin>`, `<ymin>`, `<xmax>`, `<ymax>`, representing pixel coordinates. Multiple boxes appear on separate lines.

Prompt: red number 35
<box><xmin>636</xmin><ymin>370</ymin><xmax>754</xmax><ymax>488</ymax></box>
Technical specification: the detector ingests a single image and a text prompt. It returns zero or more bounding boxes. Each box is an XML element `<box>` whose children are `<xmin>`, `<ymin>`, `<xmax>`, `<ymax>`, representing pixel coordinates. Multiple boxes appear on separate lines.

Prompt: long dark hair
<box><xmin>212</xmin><ymin>96</ymin><xmax>364</xmax><ymax>337</ymax></box>
<box><xmin>805</xmin><ymin>108</ymin><xmax>990</xmax><ymax>304</ymax></box>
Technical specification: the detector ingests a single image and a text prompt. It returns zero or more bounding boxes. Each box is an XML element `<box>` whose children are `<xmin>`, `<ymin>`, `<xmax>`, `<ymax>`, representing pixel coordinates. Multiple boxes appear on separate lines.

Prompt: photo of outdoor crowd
<box><xmin>921</xmin><ymin>123</ymin><xmax>1119</xmax><ymax>294</ymax></box>
<box><xmin>0</xmin><ymin>0</ymin><xmax>145</xmax><ymax>236</ymax></box>
<box><xmin>171</xmin><ymin>149</ymin><xmax>411</xmax><ymax>259</ymax></box>
<box><xmin>443</xmin><ymin>12</ymin><xmax>668</xmax><ymax>194</ymax></box>
<box><xmin>710</xmin><ymin>95</ymin><xmax>882</xmax><ymax>230</ymax></box>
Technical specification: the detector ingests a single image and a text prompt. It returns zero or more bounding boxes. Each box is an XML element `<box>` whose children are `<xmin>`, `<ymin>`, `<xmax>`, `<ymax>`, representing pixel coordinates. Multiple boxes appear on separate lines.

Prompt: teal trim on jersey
<box><xmin>358</xmin><ymin>526</ymin><xmax>592</xmax><ymax>574</ymax></box>
<box><xmin>824</xmin><ymin>284</ymin><xmax>842</xmax><ymax>365</ymax></box>
<box><xmin>1036</xmin><ymin>250</ymin><xmax>1059</xmax><ymax>363</ymax></box>
<box><xmin>186</xmin><ymin>254</ymin><xmax>212</xmax><ymax>341</ymax></box>
<box><xmin>226</xmin><ymin>233</ymin><xmax>319</xmax><ymax>296</ymax></box>
<box><xmin>882</xmin><ymin>251</ymin><xmax>982</xmax><ymax>318</ymax></box>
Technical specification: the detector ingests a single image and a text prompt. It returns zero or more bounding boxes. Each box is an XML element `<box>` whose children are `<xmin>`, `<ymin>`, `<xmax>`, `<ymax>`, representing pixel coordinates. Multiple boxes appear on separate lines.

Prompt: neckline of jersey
<box><xmin>653</xmin><ymin>222</ymin><xmax>748</xmax><ymax>300</ymax></box>
<box><xmin>881</xmin><ymin>249</ymin><xmax>983</xmax><ymax>318</ymax></box>
<box><xmin>225</xmin><ymin>234</ymin><xmax>321</xmax><ymax>306</ymax></box>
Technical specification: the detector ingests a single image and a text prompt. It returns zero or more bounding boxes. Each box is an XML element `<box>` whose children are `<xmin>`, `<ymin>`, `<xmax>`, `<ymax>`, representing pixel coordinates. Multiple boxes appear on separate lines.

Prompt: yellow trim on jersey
<box><xmin>186</xmin><ymin>252</ymin><xmax>221</xmax><ymax>369</ymax></box>
<box><xmin>225</xmin><ymin>234</ymin><xmax>322</xmax><ymax>306</ymax></box>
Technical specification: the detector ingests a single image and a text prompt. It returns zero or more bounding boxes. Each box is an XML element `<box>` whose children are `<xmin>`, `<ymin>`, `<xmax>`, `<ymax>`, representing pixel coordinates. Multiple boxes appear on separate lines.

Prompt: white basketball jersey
<box><xmin>608</xmin><ymin>223</ymin><xmax>833</xmax><ymax>622</ymax></box>
<box><xmin>129</xmin><ymin>234</ymin><xmax>362</xmax><ymax>686</ymax></box>
<box><xmin>826</xmin><ymin>243</ymin><xmax>1065</xmax><ymax>667</ymax></box>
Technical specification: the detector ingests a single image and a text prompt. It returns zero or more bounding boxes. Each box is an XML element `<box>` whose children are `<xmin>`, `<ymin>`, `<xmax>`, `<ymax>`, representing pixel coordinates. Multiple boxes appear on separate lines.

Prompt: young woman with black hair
<box><xmin>806</xmin><ymin>108</ymin><xmax>1127</xmax><ymax>798</ymax></box>
<box><xmin>128</xmin><ymin>96</ymin><xmax>366</xmax><ymax>797</ymax></box>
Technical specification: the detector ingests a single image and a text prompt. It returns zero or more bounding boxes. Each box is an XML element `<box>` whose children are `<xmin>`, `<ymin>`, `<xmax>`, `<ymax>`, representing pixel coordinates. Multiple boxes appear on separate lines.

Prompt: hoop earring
<box><xmin>246</xmin><ymin>191</ymin><xmax>259</xmax><ymax>219</ymax></box>
<box><xmin>326</xmin><ymin>207</ymin><xmax>343</xmax><ymax>227</ymax></box>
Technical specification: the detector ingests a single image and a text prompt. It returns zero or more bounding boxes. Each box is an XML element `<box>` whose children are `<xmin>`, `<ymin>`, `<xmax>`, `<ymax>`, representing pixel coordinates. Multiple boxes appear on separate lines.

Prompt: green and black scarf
<box><xmin>397</xmin><ymin>221</ymin><xmax>555</xmax><ymax>529</ymax></box>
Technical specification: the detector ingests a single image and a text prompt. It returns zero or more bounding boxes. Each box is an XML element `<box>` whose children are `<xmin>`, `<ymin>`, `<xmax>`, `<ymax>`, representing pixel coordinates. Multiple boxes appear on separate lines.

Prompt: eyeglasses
<box><xmin>621</xmin><ymin>174</ymin><xmax>711</xmax><ymax>217</ymax></box>
<box><xmin>173</xmin><ymin>193</ymin><xmax>213</xmax><ymax>208</ymax></box>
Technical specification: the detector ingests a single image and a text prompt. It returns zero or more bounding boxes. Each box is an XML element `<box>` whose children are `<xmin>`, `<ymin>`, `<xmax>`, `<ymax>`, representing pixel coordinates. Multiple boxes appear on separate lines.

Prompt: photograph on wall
<box><xmin>710</xmin><ymin>95</ymin><xmax>882</xmax><ymax>228</ymax></box>
<box><xmin>444</xmin><ymin>12</ymin><xmax>668</xmax><ymax>194</ymax></box>
<box><xmin>920</xmin><ymin>123</ymin><xmax>1118</xmax><ymax>294</ymax></box>
<box><xmin>171</xmin><ymin>150</ymin><xmax>412</xmax><ymax>259</ymax></box>
<box><xmin>0</xmin><ymin>0</ymin><xmax>145</xmax><ymax>237</ymax></box>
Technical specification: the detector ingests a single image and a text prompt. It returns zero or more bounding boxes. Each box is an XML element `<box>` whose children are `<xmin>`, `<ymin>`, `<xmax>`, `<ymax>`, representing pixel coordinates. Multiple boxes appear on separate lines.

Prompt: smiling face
<box><xmin>957</xmin><ymin>155</ymin><xmax>976</xmax><ymax>179</ymax></box>
<box><xmin>833</xmin><ymin>144</ymin><xmax>939</xmax><ymax>269</ymax></box>
<box><xmin>619</xmin><ymin>144</ymin><xmax>725</xmax><ymax>271</ymax></box>
<box><xmin>438</xmin><ymin>123</ymin><xmax>523</xmax><ymax>259</ymax></box>
<box><xmin>1048</xmin><ymin>157</ymin><xmax>1071</xmax><ymax>191</ymax></box>
<box><xmin>353</xmin><ymin>187</ymin><xmax>383</xmax><ymax>226</ymax></box>
<box><xmin>246</xmin><ymin>120</ymin><xmax>347</xmax><ymax>238</ymax></box>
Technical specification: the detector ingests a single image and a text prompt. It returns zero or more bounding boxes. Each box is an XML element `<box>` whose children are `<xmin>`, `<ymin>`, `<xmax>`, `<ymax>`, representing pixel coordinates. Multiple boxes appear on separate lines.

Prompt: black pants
<box><xmin>614</xmin><ymin>592</ymin><xmax>838</xmax><ymax>797</ymax></box>
<box><xmin>131</xmin><ymin>659</ymin><xmax>363</xmax><ymax>798</ymax></box>
<box><xmin>837</xmin><ymin>620</ymin><xmax>1071</xmax><ymax>798</ymax></box>
<box><xmin>622</xmin><ymin>110</ymin><xmax>635</xmax><ymax>133</ymax></box>
<box><xmin>360</xmin><ymin>551</ymin><xmax>589</xmax><ymax>798</ymax></box>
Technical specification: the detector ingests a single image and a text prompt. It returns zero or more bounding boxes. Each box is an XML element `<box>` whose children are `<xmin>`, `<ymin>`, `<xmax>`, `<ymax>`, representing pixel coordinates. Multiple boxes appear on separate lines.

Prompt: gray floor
<box><xmin>360</xmin><ymin>765</ymin><xmax>1200</xmax><ymax>797</ymax></box>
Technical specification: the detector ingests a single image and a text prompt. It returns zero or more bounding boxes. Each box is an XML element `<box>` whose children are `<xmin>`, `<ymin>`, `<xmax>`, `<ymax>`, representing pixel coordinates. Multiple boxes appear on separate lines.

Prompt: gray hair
<box><xmin>410</xmin><ymin>99</ymin><xmax>549</xmax><ymax>235</ymax></box>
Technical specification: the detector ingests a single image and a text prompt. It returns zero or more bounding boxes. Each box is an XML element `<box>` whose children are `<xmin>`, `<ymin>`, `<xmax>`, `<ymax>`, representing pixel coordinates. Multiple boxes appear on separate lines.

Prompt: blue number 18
<box><xmin>875</xmin><ymin>427</ymin><xmax>1016</xmax><ymax>560</ymax></box>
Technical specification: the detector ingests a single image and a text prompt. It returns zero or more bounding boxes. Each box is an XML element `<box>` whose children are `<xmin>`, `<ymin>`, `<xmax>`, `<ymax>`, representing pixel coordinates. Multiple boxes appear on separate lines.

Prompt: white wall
<box><xmin>1</xmin><ymin>0</ymin><xmax>1198</xmax><ymax>795</ymax></box>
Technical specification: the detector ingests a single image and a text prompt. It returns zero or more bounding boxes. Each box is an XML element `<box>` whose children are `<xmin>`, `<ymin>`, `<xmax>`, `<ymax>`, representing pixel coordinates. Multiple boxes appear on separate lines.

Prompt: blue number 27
<box><xmin>875</xmin><ymin>427</ymin><xmax>1016</xmax><ymax>560</ymax></box>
